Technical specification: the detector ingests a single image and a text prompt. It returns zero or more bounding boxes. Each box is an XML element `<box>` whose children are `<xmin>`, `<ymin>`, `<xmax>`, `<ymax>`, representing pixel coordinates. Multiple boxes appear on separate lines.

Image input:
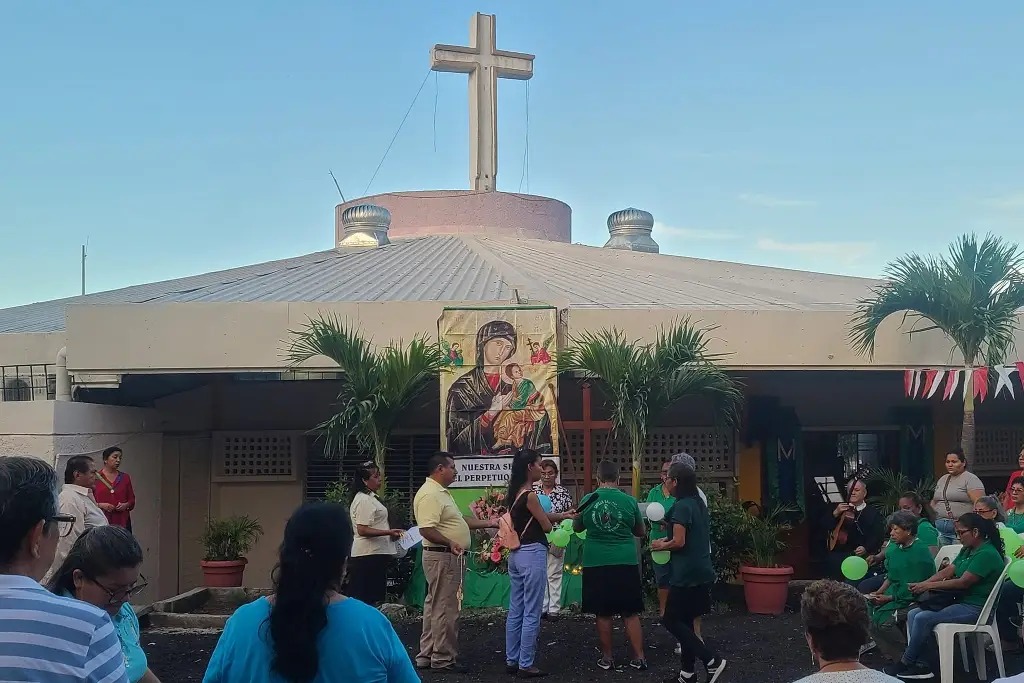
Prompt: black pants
<box><xmin>661</xmin><ymin>585</ymin><xmax>717</xmax><ymax>672</ymax></box>
<box><xmin>346</xmin><ymin>554</ymin><xmax>392</xmax><ymax>605</ymax></box>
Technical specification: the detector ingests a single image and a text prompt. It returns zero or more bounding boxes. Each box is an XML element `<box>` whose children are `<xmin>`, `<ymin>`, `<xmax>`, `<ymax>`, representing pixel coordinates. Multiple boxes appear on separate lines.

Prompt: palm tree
<box><xmin>560</xmin><ymin>319</ymin><xmax>744</xmax><ymax>496</ymax></box>
<box><xmin>850</xmin><ymin>234</ymin><xmax>1024</xmax><ymax>463</ymax></box>
<box><xmin>287</xmin><ymin>315</ymin><xmax>446</xmax><ymax>486</ymax></box>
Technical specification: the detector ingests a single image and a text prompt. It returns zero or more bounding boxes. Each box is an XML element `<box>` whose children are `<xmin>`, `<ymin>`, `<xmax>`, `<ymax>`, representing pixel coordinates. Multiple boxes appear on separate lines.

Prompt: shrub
<box><xmin>201</xmin><ymin>516</ymin><xmax>264</xmax><ymax>562</ymax></box>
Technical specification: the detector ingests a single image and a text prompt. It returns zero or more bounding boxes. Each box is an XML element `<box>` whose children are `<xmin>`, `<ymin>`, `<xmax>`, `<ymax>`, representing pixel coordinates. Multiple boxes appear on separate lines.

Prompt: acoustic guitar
<box><xmin>827</xmin><ymin>466</ymin><xmax>872</xmax><ymax>552</ymax></box>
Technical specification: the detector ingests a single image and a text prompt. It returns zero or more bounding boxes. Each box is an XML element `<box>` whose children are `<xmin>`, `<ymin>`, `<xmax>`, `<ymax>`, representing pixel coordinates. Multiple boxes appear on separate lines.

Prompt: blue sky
<box><xmin>2</xmin><ymin>2</ymin><xmax>1023</xmax><ymax>309</ymax></box>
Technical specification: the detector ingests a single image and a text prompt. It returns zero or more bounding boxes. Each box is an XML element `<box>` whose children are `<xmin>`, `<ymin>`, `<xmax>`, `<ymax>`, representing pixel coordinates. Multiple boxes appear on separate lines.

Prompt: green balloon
<box><xmin>1001</xmin><ymin>526</ymin><xmax>1023</xmax><ymax>556</ymax></box>
<box><xmin>651</xmin><ymin>550</ymin><xmax>671</xmax><ymax>565</ymax></box>
<box><xmin>550</xmin><ymin>528</ymin><xmax>571</xmax><ymax>548</ymax></box>
<box><xmin>1010</xmin><ymin>559</ymin><xmax>1024</xmax><ymax>588</ymax></box>
<box><xmin>560</xmin><ymin>519</ymin><xmax>574</xmax><ymax>532</ymax></box>
<box><xmin>575</xmin><ymin>528</ymin><xmax>587</xmax><ymax>540</ymax></box>
<box><xmin>841</xmin><ymin>555</ymin><xmax>869</xmax><ymax>581</ymax></box>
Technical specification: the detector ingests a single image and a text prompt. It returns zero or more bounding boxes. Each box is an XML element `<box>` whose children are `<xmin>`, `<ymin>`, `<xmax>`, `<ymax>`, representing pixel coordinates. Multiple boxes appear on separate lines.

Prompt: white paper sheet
<box><xmin>397</xmin><ymin>526</ymin><xmax>423</xmax><ymax>551</ymax></box>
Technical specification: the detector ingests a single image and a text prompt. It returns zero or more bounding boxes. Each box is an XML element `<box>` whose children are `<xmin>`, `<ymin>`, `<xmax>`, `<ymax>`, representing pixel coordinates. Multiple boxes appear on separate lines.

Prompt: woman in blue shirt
<box><xmin>203</xmin><ymin>502</ymin><xmax>418</xmax><ymax>683</ymax></box>
<box><xmin>47</xmin><ymin>526</ymin><xmax>157</xmax><ymax>683</ymax></box>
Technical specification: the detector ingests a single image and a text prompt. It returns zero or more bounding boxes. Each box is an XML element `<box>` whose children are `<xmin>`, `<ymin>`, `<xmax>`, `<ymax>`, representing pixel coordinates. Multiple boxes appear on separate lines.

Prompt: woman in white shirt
<box><xmin>347</xmin><ymin>461</ymin><xmax>404</xmax><ymax>606</ymax></box>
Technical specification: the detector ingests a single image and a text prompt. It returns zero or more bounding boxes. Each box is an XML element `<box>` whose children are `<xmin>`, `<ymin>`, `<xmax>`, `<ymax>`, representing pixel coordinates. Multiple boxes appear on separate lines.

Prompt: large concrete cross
<box><xmin>431</xmin><ymin>13</ymin><xmax>534</xmax><ymax>192</ymax></box>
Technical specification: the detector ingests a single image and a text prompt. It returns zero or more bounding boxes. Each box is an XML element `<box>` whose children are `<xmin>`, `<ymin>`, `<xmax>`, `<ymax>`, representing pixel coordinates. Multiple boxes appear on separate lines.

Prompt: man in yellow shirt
<box><xmin>414</xmin><ymin>452</ymin><xmax>498</xmax><ymax>673</ymax></box>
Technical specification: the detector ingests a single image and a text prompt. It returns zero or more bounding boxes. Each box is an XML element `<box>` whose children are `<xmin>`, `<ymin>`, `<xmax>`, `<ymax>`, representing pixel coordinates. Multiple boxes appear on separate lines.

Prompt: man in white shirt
<box><xmin>43</xmin><ymin>455</ymin><xmax>108</xmax><ymax>583</ymax></box>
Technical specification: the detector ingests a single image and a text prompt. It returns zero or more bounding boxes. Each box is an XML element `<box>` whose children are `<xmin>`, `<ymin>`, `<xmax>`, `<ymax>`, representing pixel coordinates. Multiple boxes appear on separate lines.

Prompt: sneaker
<box><xmin>432</xmin><ymin>662</ymin><xmax>469</xmax><ymax>674</ymax></box>
<box><xmin>896</xmin><ymin>664</ymin><xmax>934</xmax><ymax>680</ymax></box>
<box><xmin>674</xmin><ymin>643</ymin><xmax>682</xmax><ymax>656</ymax></box>
<box><xmin>882</xmin><ymin>663</ymin><xmax>907</xmax><ymax>677</ymax></box>
<box><xmin>705</xmin><ymin>658</ymin><xmax>727</xmax><ymax>683</ymax></box>
<box><xmin>859</xmin><ymin>640</ymin><xmax>877</xmax><ymax>655</ymax></box>
<box><xmin>629</xmin><ymin>659</ymin><xmax>648</xmax><ymax>671</ymax></box>
<box><xmin>597</xmin><ymin>657</ymin><xmax>613</xmax><ymax>671</ymax></box>
<box><xmin>666</xmin><ymin>671</ymin><xmax>695</xmax><ymax>683</ymax></box>
<box><xmin>506</xmin><ymin>661</ymin><xmax>519</xmax><ymax>675</ymax></box>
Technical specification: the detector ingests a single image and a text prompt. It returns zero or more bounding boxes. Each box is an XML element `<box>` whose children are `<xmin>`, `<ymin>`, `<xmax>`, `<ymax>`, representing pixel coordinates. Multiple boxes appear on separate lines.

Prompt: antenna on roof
<box><xmin>81</xmin><ymin>238</ymin><xmax>89</xmax><ymax>296</ymax></box>
<box><xmin>329</xmin><ymin>170</ymin><xmax>347</xmax><ymax>203</ymax></box>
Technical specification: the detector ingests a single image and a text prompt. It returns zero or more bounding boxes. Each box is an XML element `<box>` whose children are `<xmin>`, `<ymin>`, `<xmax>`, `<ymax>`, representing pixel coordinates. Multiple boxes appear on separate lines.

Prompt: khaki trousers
<box><xmin>418</xmin><ymin>550</ymin><xmax>464</xmax><ymax>667</ymax></box>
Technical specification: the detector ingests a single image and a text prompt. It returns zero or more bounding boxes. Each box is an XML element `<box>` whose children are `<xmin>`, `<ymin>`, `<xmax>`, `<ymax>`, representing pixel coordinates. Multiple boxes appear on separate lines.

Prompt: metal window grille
<box><xmin>0</xmin><ymin>365</ymin><xmax>55</xmax><ymax>402</ymax></box>
<box><xmin>304</xmin><ymin>433</ymin><xmax>441</xmax><ymax>501</ymax></box>
<box><xmin>974</xmin><ymin>426</ymin><xmax>1024</xmax><ymax>475</ymax></box>
<box><xmin>561</xmin><ymin>427</ymin><xmax>736</xmax><ymax>491</ymax></box>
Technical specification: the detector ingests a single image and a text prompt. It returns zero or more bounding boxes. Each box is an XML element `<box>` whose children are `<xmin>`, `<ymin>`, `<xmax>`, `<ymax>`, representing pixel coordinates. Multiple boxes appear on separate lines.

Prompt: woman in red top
<box><xmin>93</xmin><ymin>446</ymin><xmax>136</xmax><ymax>532</ymax></box>
<box><xmin>1003</xmin><ymin>445</ymin><xmax>1024</xmax><ymax>504</ymax></box>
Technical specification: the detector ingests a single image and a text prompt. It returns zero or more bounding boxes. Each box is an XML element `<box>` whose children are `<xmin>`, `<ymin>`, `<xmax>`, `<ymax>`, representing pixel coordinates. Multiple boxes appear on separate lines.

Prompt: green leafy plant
<box><xmin>560</xmin><ymin>320</ymin><xmax>743</xmax><ymax>496</ymax></box>
<box><xmin>201</xmin><ymin>515</ymin><xmax>265</xmax><ymax>562</ymax></box>
<box><xmin>287</xmin><ymin>315</ymin><xmax>447</xmax><ymax>485</ymax></box>
<box><xmin>850</xmin><ymin>234</ymin><xmax>1024</xmax><ymax>463</ymax></box>
<box><xmin>707</xmin><ymin>489</ymin><xmax>754</xmax><ymax>582</ymax></box>
<box><xmin>745</xmin><ymin>505</ymin><xmax>798</xmax><ymax>568</ymax></box>
<box><xmin>324</xmin><ymin>480</ymin><xmax>350</xmax><ymax>505</ymax></box>
<box><xmin>867</xmin><ymin>468</ymin><xmax>936</xmax><ymax>516</ymax></box>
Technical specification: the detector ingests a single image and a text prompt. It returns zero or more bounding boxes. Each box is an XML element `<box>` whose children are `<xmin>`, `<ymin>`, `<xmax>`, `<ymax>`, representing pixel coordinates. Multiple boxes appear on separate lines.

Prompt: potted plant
<box><xmin>200</xmin><ymin>515</ymin><xmax>264</xmax><ymax>587</ymax></box>
<box><xmin>739</xmin><ymin>505</ymin><xmax>796</xmax><ymax>615</ymax></box>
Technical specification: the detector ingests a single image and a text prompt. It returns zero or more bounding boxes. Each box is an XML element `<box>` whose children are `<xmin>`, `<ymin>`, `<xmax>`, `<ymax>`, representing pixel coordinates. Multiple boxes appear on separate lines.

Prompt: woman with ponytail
<box><xmin>885</xmin><ymin>512</ymin><xmax>1007</xmax><ymax>680</ymax></box>
<box><xmin>503</xmin><ymin>449</ymin><xmax>573</xmax><ymax>677</ymax></box>
<box><xmin>202</xmin><ymin>503</ymin><xmax>418</xmax><ymax>683</ymax></box>
<box><xmin>348</xmin><ymin>461</ymin><xmax>404</xmax><ymax>606</ymax></box>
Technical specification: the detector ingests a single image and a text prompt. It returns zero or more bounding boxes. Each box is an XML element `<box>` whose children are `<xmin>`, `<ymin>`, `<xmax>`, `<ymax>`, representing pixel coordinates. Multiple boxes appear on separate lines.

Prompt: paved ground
<box><xmin>145</xmin><ymin>608</ymin><xmax>1024</xmax><ymax>682</ymax></box>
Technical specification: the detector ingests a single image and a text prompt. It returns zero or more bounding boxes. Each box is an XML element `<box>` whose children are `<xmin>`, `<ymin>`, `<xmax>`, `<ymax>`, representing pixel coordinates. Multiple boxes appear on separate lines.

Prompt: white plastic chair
<box><xmin>934</xmin><ymin>544</ymin><xmax>962</xmax><ymax>571</ymax></box>
<box><xmin>932</xmin><ymin>558</ymin><xmax>1011</xmax><ymax>683</ymax></box>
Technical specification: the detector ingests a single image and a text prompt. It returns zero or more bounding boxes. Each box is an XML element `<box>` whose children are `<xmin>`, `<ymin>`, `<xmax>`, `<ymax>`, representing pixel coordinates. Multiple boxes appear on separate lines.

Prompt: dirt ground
<box><xmin>145</xmin><ymin>608</ymin><xmax>1024</xmax><ymax>683</ymax></box>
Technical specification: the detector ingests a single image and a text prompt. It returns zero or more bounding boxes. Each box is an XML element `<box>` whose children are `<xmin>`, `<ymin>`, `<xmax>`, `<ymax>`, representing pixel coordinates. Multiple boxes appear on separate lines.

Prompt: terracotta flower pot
<box><xmin>739</xmin><ymin>565</ymin><xmax>794</xmax><ymax>615</ymax></box>
<box><xmin>200</xmin><ymin>559</ymin><xmax>248</xmax><ymax>587</ymax></box>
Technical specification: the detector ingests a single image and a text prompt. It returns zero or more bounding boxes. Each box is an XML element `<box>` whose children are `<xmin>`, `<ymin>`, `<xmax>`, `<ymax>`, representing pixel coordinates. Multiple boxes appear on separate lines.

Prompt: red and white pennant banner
<box><xmin>905</xmin><ymin>362</ymin><xmax>1024</xmax><ymax>401</ymax></box>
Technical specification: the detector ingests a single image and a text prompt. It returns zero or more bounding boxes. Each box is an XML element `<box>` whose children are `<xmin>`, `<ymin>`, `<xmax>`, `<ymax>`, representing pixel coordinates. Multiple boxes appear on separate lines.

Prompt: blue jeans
<box><xmin>506</xmin><ymin>543</ymin><xmax>548</xmax><ymax>668</ymax></box>
<box><xmin>902</xmin><ymin>604</ymin><xmax>981</xmax><ymax>666</ymax></box>
<box><xmin>936</xmin><ymin>518</ymin><xmax>957</xmax><ymax>546</ymax></box>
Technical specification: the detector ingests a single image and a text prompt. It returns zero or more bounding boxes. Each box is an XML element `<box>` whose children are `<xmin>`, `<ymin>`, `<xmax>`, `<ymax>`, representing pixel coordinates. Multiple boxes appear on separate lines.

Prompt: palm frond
<box><xmin>287</xmin><ymin>318</ymin><xmax>444</xmax><ymax>480</ymax></box>
<box><xmin>562</xmin><ymin>322</ymin><xmax>742</xmax><ymax>495</ymax></box>
<box><xmin>849</xmin><ymin>233</ymin><xmax>1024</xmax><ymax>365</ymax></box>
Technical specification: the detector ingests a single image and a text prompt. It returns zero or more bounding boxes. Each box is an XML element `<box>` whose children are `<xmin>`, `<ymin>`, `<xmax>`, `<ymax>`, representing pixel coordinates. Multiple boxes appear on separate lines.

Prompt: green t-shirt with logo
<box><xmin>645</xmin><ymin>485</ymin><xmax>676</xmax><ymax>542</ymax></box>
<box><xmin>952</xmin><ymin>540</ymin><xmax>1005</xmax><ymax>607</ymax></box>
<box><xmin>667</xmin><ymin>496</ymin><xmax>716</xmax><ymax>587</ymax></box>
<box><xmin>580</xmin><ymin>487</ymin><xmax>642</xmax><ymax>567</ymax></box>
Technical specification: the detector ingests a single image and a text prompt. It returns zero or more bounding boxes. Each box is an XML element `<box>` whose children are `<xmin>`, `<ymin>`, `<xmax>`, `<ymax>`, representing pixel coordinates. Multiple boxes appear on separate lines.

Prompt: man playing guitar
<box><xmin>826</xmin><ymin>478</ymin><xmax>885</xmax><ymax>583</ymax></box>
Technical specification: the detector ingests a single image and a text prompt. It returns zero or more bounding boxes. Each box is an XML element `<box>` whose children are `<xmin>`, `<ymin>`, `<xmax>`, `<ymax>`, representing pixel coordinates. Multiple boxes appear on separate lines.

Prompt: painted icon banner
<box><xmin>439</xmin><ymin>306</ymin><xmax>559</xmax><ymax>482</ymax></box>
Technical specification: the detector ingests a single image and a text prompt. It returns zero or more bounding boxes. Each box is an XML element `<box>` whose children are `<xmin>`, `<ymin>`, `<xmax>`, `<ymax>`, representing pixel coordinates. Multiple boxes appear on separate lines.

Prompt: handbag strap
<box><xmin>510</xmin><ymin>490</ymin><xmax>535</xmax><ymax>537</ymax></box>
<box><xmin>941</xmin><ymin>475</ymin><xmax>954</xmax><ymax>520</ymax></box>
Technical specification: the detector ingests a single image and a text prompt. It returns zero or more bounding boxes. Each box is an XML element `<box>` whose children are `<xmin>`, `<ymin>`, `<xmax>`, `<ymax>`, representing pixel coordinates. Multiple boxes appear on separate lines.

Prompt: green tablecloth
<box><xmin>404</xmin><ymin>535</ymin><xmax>584</xmax><ymax>609</ymax></box>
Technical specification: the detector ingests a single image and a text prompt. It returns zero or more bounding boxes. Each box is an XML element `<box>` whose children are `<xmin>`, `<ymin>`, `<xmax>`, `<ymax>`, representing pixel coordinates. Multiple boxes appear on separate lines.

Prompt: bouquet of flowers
<box><xmin>469</xmin><ymin>487</ymin><xmax>507</xmax><ymax>520</ymax></box>
<box><xmin>470</xmin><ymin>488</ymin><xmax>509</xmax><ymax>573</ymax></box>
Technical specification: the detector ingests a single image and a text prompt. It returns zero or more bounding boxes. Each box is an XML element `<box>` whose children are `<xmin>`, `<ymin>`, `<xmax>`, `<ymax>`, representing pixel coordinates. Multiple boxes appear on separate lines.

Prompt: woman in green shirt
<box><xmin>899</xmin><ymin>492</ymin><xmax>939</xmax><ymax>555</ymax></box>
<box><xmin>865</xmin><ymin>511</ymin><xmax>937</xmax><ymax>662</ymax></box>
<box><xmin>650</xmin><ymin>463</ymin><xmax>727</xmax><ymax>683</ymax></box>
<box><xmin>574</xmin><ymin>460</ymin><xmax>648</xmax><ymax>671</ymax></box>
<box><xmin>885</xmin><ymin>512</ymin><xmax>1006</xmax><ymax>680</ymax></box>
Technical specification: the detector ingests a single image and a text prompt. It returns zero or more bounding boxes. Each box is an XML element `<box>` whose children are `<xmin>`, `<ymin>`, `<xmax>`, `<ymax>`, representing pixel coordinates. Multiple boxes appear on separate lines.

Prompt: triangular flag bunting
<box><xmin>920</xmin><ymin>370</ymin><xmax>938</xmax><ymax>399</ymax></box>
<box><xmin>944</xmin><ymin>370</ymin><xmax>961</xmax><ymax>400</ymax></box>
<box><xmin>973</xmin><ymin>366</ymin><xmax>989</xmax><ymax>402</ymax></box>
<box><xmin>994</xmin><ymin>365</ymin><xmax>1016</xmax><ymax>399</ymax></box>
<box><xmin>904</xmin><ymin>370</ymin><xmax>913</xmax><ymax>397</ymax></box>
<box><xmin>910</xmin><ymin>370</ymin><xmax>922</xmax><ymax>398</ymax></box>
<box><xmin>925</xmin><ymin>370</ymin><xmax>946</xmax><ymax>399</ymax></box>
<box><xmin>1016</xmin><ymin>362</ymin><xmax>1024</xmax><ymax>389</ymax></box>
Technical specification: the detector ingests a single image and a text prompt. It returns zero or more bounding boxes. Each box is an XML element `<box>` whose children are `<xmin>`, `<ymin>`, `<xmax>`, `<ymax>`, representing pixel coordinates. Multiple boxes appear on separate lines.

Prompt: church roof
<box><xmin>0</xmin><ymin>235</ymin><xmax>877</xmax><ymax>334</ymax></box>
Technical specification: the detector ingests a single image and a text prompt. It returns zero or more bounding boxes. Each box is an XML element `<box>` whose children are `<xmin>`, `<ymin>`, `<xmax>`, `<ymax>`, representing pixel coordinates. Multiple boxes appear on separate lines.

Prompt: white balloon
<box><xmin>647</xmin><ymin>501</ymin><xmax>665</xmax><ymax>522</ymax></box>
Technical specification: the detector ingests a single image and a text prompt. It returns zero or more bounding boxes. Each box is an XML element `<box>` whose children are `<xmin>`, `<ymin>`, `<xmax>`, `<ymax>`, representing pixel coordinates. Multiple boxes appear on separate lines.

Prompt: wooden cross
<box><xmin>561</xmin><ymin>382</ymin><xmax>613</xmax><ymax>493</ymax></box>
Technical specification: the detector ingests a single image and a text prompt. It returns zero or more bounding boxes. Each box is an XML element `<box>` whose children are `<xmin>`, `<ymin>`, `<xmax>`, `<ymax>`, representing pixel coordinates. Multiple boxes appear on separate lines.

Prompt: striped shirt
<box><xmin>0</xmin><ymin>574</ymin><xmax>128</xmax><ymax>683</ymax></box>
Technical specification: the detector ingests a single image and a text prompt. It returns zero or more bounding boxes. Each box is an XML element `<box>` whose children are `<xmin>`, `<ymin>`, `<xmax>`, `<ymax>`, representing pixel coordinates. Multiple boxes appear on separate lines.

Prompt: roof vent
<box><xmin>604</xmin><ymin>208</ymin><xmax>658</xmax><ymax>253</ymax></box>
<box><xmin>337</xmin><ymin>204</ymin><xmax>391</xmax><ymax>248</ymax></box>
